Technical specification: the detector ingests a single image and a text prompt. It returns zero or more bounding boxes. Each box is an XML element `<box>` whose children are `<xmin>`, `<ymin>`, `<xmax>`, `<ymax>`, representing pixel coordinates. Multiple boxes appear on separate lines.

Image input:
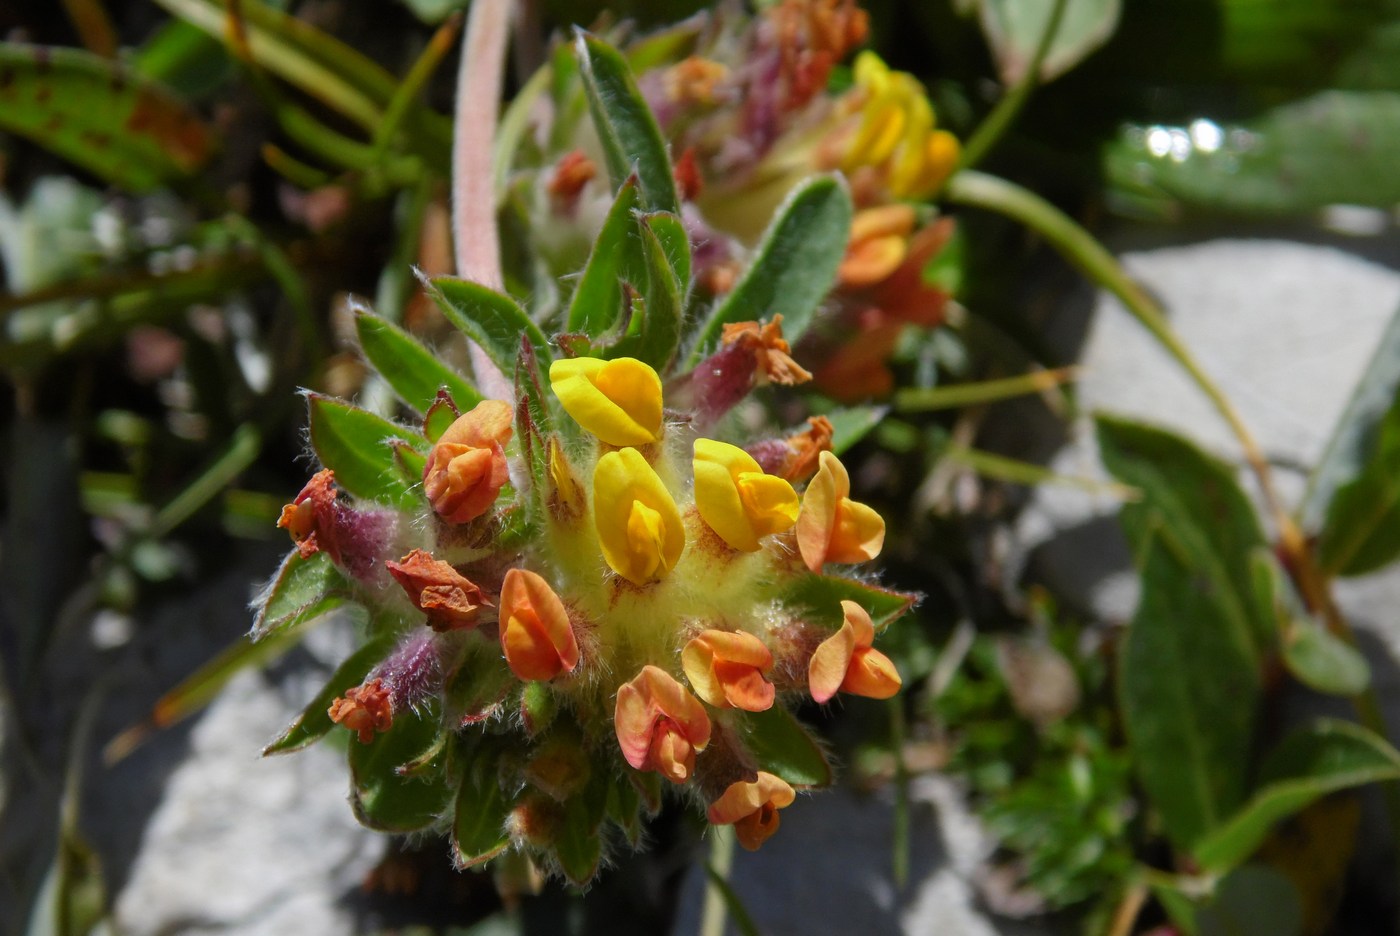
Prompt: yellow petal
<box><xmin>797</xmin><ymin>451</ymin><xmax>884</xmax><ymax>572</ymax></box>
<box><xmin>594</xmin><ymin>448</ymin><xmax>685</xmax><ymax>584</ymax></box>
<box><xmin>694</xmin><ymin>439</ymin><xmax>798</xmax><ymax>552</ymax></box>
<box><xmin>550</xmin><ymin>356</ymin><xmax>663</xmax><ymax>446</ymax></box>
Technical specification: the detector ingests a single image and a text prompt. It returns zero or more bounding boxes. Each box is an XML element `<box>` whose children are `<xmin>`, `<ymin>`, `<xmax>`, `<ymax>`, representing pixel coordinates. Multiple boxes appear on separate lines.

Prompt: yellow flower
<box><xmin>808</xmin><ymin>600</ymin><xmax>901</xmax><ymax>703</ymax></box>
<box><xmin>796</xmin><ymin>450</ymin><xmax>885</xmax><ymax>573</ymax></box>
<box><xmin>550</xmin><ymin>357</ymin><xmax>663</xmax><ymax>447</ymax></box>
<box><xmin>693</xmin><ymin>439</ymin><xmax>799</xmax><ymax>552</ymax></box>
<box><xmin>593</xmin><ymin>447</ymin><xmax>685</xmax><ymax>584</ymax></box>
<box><xmin>841</xmin><ymin>52</ymin><xmax>959</xmax><ymax>200</ymax></box>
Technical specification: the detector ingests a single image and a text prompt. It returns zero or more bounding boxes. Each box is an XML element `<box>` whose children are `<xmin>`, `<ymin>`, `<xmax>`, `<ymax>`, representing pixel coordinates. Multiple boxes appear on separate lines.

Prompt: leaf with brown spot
<box><xmin>0</xmin><ymin>42</ymin><xmax>215</xmax><ymax>191</ymax></box>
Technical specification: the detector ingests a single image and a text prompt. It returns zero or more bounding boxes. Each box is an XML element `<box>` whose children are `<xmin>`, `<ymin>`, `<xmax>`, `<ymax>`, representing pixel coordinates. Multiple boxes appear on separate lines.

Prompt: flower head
<box><xmin>550</xmin><ymin>357</ymin><xmax>663</xmax><ymax>446</ymax></box>
<box><xmin>797</xmin><ymin>451</ymin><xmax>885</xmax><ymax>572</ymax></box>
<box><xmin>808</xmin><ymin>600</ymin><xmax>901</xmax><ymax>703</ymax></box>
<box><xmin>423</xmin><ymin>400</ymin><xmax>514</xmax><ymax>524</ymax></box>
<box><xmin>707</xmin><ymin>771</ymin><xmax>796</xmax><ymax>850</ymax></box>
<box><xmin>499</xmin><ymin>568</ymin><xmax>580</xmax><ymax>681</ymax></box>
<box><xmin>682</xmin><ymin>629</ymin><xmax>775</xmax><ymax>711</ymax></box>
<box><xmin>328</xmin><ymin>678</ymin><xmax>394</xmax><ymax>744</ymax></box>
<box><xmin>614</xmin><ymin>665</ymin><xmax>712</xmax><ymax>783</ymax></box>
<box><xmin>385</xmin><ymin>549</ymin><xmax>489</xmax><ymax>630</ymax></box>
<box><xmin>693</xmin><ymin>439</ymin><xmax>799</xmax><ymax>552</ymax></box>
<box><xmin>593</xmin><ymin>447</ymin><xmax>685</xmax><ymax>584</ymax></box>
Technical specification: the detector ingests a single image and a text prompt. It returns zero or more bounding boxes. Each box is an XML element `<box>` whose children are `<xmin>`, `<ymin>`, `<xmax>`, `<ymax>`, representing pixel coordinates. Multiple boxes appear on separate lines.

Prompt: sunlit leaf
<box><xmin>306</xmin><ymin>393</ymin><xmax>424</xmax><ymax>509</ymax></box>
<box><xmin>428</xmin><ymin>276</ymin><xmax>551</xmax><ymax>379</ymax></box>
<box><xmin>742</xmin><ymin>706</ymin><xmax>832</xmax><ymax>788</ymax></box>
<box><xmin>979</xmin><ymin>0</ymin><xmax>1122</xmax><ymax>84</ymax></box>
<box><xmin>350</xmin><ymin>701</ymin><xmax>453</xmax><ymax>833</ymax></box>
<box><xmin>251</xmin><ymin>548</ymin><xmax>353</xmax><ymax>641</ymax></box>
<box><xmin>355</xmin><ymin>307</ymin><xmax>482</xmax><ymax>415</ymax></box>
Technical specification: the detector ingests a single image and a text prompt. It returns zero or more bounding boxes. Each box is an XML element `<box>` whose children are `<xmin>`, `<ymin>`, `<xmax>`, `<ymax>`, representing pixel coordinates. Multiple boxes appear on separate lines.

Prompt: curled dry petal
<box><xmin>693</xmin><ymin>439</ymin><xmax>799</xmax><ymax>552</ymax></box>
<box><xmin>720</xmin><ymin>315</ymin><xmax>811</xmax><ymax>386</ymax></box>
<box><xmin>422</xmin><ymin>400</ymin><xmax>514</xmax><ymax>524</ymax></box>
<box><xmin>796</xmin><ymin>451</ymin><xmax>885</xmax><ymax>573</ymax></box>
<box><xmin>808</xmin><ymin>600</ymin><xmax>901</xmax><ymax>703</ymax></box>
<box><xmin>550</xmin><ymin>357</ymin><xmax>663</xmax><ymax>447</ymax></box>
<box><xmin>614</xmin><ymin>665</ymin><xmax>711</xmax><ymax>783</ymax></box>
<box><xmin>499</xmin><ymin>568</ymin><xmax>580</xmax><ymax>681</ymax></box>
<box><xmin>706</xmin><ymin>771</ymin><xmax>796</xmax><ymax>850</ymax></box>
<box><xmin>328</xmin><ymin>677</ymin><xmax>394</xmax><ymax>744</ymax></box>
<box><xmin>385</xmin><ymin>549</ymin><xmax>489</xmax><ymax>631</ymax></box>
<box><xmin>681</xmin><ymin>629</ymin><xmax>775</xmax><ymax>711</ymax></box>
<box><xmin>277</xmin><ymin>469</ymin><xmax>340</xmax><ymax>560</ymax></box>
<box><xmin>593</xmin><ymin>448</ymin><xmax>685</xmax><ymax>585</ymax></box>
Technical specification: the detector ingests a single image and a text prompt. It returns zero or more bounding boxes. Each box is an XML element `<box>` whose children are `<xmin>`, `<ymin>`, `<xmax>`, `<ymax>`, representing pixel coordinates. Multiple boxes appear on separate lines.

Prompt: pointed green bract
<box><xmin>263</xmin><ymin>632</ymin><xmax>397</xmax><ymax>755</ymax></box>
<box><xmin>251</xmin><ymin>549</ymin><xmax>352</xmax><ymax>641</ymax></box>
<box><xmin>307</xmin><ymin>393</ymin><xmax>424</xmax><ymax>509</ymax></box>
<box><xmin>566</xmin><ymin>176</ymin><xmax>642</xmax><ymax>334</ymax></box>
<box><xmin>429</xmin><ymin>276</ymin><xmax>551</xmax><ymax>378</ymax></box>
<box><xmin>452</xmin><ymin>752</ymin><xmax>513</xmax><ymax>867</ymax></box>
<box><xmin>350</xmin><ymin>702</ymin><xmax>453</xmax><ymax>833</ymax></box>
<box><xmin>354</xmin><ymin>308</ymin><xmax>483</xmax><ymax>414</ymax></box>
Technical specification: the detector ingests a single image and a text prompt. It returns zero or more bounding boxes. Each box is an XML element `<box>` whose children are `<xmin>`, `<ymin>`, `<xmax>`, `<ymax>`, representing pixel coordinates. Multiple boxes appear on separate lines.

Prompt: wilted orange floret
<box><xmin>674</xmin><ymin>147</ymin><xmax>704</xmax><ymax>202</ymax></box>
<box><xmin>664</xmin><ymin>56</ymin><xmax>729</xmax><ymax>106</ymax></box>
<box><xmin>548</xmin><ymin>150</ymin><xmax>596</xmax><ymax>210</ymax></box>
<box><xmin>797</xmin><ymin>451</ymin><xmax>885</xmax><ymax>573</ymax></box>
<box><xmin>328</xmin><ymin>677</ymin><xmax>394</xmax><ymax>743</ymax></box>
<box><xmin>707</xmin><ymin>771</ymin><xmax>797</xmax><ymax>850</ymax></box>
<box><xmin>423</xmin><ymin>400</ymin><xmax>513</xmax><ymax>524</ymax></box>
<box><xmin>277</xmin><ymin>468</ymin><xmax>339</xmax><ymax>559</ymax></box>
<box><xmin>614</xmin><ymin>665</ymin><xmax>711</xmax><ymax>783</ymax></box>
<box><xmin>721</xmin><ymin>315</ymin><xmax>812</xmax><ymax>386</ymax></box>
<box><xmin>769</xmin><ymin>0</ymin><xmax>869</xmax><ymax>110</ymax></box>
<box><xmin>780</xmin><ymin>416</ymin><xmax>835</xmax><ymax>483</ymax></box>
<box><xmin>385</xmin><ymin>548</ymin><xmax>489</xmax><ymax>631</ymax></box>
<box><xmin>499</xmin><ymin>568</ymin><xmax>580</xmax><ymax>681</ymax></box>
<box><xmin>808</xmin><ymin>600</ymin><xmax>901</xmax><ymax>703</ymax></box>
<box><xmin>681</xmin><ymin>630</ymin><xmax>775</xmax><ymax>711</ymax></box>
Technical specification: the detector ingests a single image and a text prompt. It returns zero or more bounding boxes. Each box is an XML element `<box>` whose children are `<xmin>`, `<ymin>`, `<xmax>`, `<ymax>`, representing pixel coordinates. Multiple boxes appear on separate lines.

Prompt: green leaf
<box><xmin>826</xmin><ymin>405</ymin><xmax>889</xmax><ymax>455</ymax></box>
<box><xmin>606</xmin><ymin>775</ymin><xmax>645</xmax><ymax>846</ymax></box>
<box><xmin>0</xmin><ymin>43</ymin><xmax>215</xmax><ymax>191</ymax></box>
<box><xmin>575</xmin><ymin>31</ymin><xmax>678</xmax><ymax>213</ymax></box>
<box><xmin>423</xmin><ymin>389</ymin><xmax>462</xmax><ymax>443</ymax></box>
<box><xmin>1196</xmin><ymin>865</ymin><xmax>1302</xmax><ymax>936</ymax></box>
<box><xmin>689</xmin><ymin>175</ymin><xmax>853</xmax><ymax>362</ymax></box>
<box><xmin>1097</xmin><ymin>414</ymin><xmax>1271</xmax><ymax>660</ymax></box>
<box><xmin>640</xmin><ymin>210</ymin><xmax>692</xmax><ymax>303</ymax></box>
<box><xmin>428</xmin><ymin>276</ymin><xmax>550</xmax><ymax>378</ymax></box>
<box><xmin>742</xmin><ymin>706</ymin><xmax>832</xmax><ymax>788</ymax></box>
<box><xmin>452</xmin><ymin>751</ymin><xmax>513</xmax><ymax>867</ymax></box>
<box><xmin>1117</xmin><ymin>522</ymin><xmax>1261</xmax><ymax>851</ymax></box>
<box><xmin>350</xmin><ymin>702</ymin><xmax>453</xmax><ymax>833</ymax></box>
<box><xmin>565</xmin><ymin>176</ymin><xmax>641</xmax><ymax>335</ymax></box>
<box><xmin>1251</xmin><ymin>549</ymin><xmax>1371</xmax><ymax>696</ymax></box>
<box><xmin>1303</xmin><ymin>303</ymin><xmax>1400</xmax><ymax>533</ymax></box>
<box><xmin>780</xmin><ymin>574</ymin><xmax>918</xmax><ymax>631</ymax></box>
<box><xmin>1104</xmin><ymin>92</ymin><xmax>1400</xmax><ymax>218</ymax></box>
<box><xmin>979</xmin><ymin>0</ymin><xmax>1122</xmax><ymax>84</ymax></box>
<box><xmin>1316</xmin><ymin>386</ymin><xmax>1400</xmax><ymax>575</ymax></box>
<box><xmin>1193</xmin><ymin>720</ymin><xmax>1400</xmax><ymax>873</ymax></box>
<box><xmin>354</xmin><ymin>307</ymin><xmax>482</xmax><ymax>414</ymax></box>
<box><xmin>251</xmin><ymin>549</ymin><xmax>353</xmax><ymax>641</ymax></box>
<box><xmin>611</xmin><ymin>216</ymin><xmax>684</xmax><ymax>370</ymax></box>
<box><xmin>557</xmin><ymin>773</ymin><xmax>609</xmax><ymax>886</ymax></box>
<box><xmin>306</xmin><ymin>393</ymin><xmax>424</xmax><ymax>509</ymax></box>
<box><xmin>263</xmin><ymin>632</ymin><xmax>396</xmax><ymax>755</ymax></box>
<box><xmin>445</xmin><ymin>635</ymin><xmax>518</xmax><ymax>725</ymax></box>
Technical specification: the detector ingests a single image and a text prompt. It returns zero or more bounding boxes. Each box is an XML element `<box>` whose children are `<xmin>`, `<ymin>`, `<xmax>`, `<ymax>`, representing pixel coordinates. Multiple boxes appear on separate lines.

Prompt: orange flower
<box><xmin>422</xmin><ymin>400</ymin><xmax>513</xmax><ymax>524</ymax></box>
<box><xmin>707</xmin><ymin>771</ymin><xmax>796</xmax><ymax>850</ymax></box>
<box><xmin>838</xmin><ymin>204</ymin><xmax>917</xmax><ymax>288</ymax></box>
<box><xmin>681</xmin><ymin>630</ymin><xmax>775</xmax><ymax>711</ymax></box>
<box><xmin>796</xmin><ymin>451</ymin><xmax>885</xmax><ymax>573</ymax></box>
<box><xmin>277</xmin><ymin>468</ymin><xmax>339</xmax><ymax>560</ymax></box>
<box><xmin>328</xmin><ymin>677</ymin><xmax>394</xmax><ymax>743</ymax></box>
<box><xmin>548</xmin><ymin>150</ymin><xmax>596</xmax><ymax>212</ymax></box>
<box><xmin>808</xmin><ymin>600</ymin><xmax>901</xmax><ymax>703</ymax></box>
<box><xmin>385</xmin><ymin>549</ymin><xmax>489</xmax><ymax>631</ymax></box>
<box><xmin>614</xmin><ymin>665</ymin><xmax>711</xmax><ymax>783</ymax></box>
<box><xmin>664</xmin><ymin>56</ymin><xmax>729</xmax><ymax>106</ymax></box>
<box><xmin>499</xmin><ymin>568</ymin><xmax>580</xmax><ymax>681</ymax></box>
<box><xmin>720</xmin><ymin>315</ymin><xmax>812</xmax><ymax>386</ymax></box>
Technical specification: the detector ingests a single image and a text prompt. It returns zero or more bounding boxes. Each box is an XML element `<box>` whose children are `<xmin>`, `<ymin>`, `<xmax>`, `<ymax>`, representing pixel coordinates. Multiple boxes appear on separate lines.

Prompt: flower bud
<box><xmin>499</xmin><ymin>568</ymin><xmax>580</xmax><ymax>681</ymax></box>
<box><xmin>423</xmin><ymin>400</ymin><xmax>514</xmax><ymax>524</ymax></box>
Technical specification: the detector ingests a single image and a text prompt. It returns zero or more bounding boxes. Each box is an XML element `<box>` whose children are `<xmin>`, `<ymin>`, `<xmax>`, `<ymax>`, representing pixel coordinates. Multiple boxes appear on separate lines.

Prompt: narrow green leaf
<box><xmin>151</xmin><ymin>624</ymin><xmax>310</xmax><ymax>733</ymax></box>
<box><xmin>780</xmin><ymin>574</ymin><xmax>917</xmax><ymax>631</ymax></box>
<box><xmin>350</xmin><ymin>702</ymin><xmax>453</xmax><ymax>833</ymax></box>
<box><xmin>575</xmin><ymin>31</ymin><xmax>678</xmax><ymax>213</ymax></box>
<box><xmin>1117</xmin><ymin>523</ymin><xmax>1260</xmax><ymax>851</ymax></box>
<box><xmin>251</xmin><ymin>549</ymin><xmax>353</xmax><ymax>641</ymax></box>
<box><xmin>1303</xmin><ymin>304</ymin><xmax>1400</xmax><ymax>532</ymax></box>
<box><xmin>1316</xmin><ymin>386</ymin><xmax>1400</xmax><ymax>575</ymax></box>
<box><xmin>689</xmin><ymin>175</ymin><xmax>853</xmax><ymax>362</ymax></box>
<box><xmin>565</xmin><ymin>176</ymin><xmax>641</xmax><ymax>334</ymax></box>
<box><xmin>0</xmin><ymin>43</ymin><xmax>215</xmax><ymax>191</ymax></box>
<box><xmin>354</xmin><ymin>307</ymin><xmax>482</xmax><ymax>414</ymax></box>
<box><xmin>611</xmin><ymin>217</ymin><xmax>684</xmax><ymax>370</ymax></box>
<box><xmin>1196</xmin><ymin>865</ymin><xmax>1302</xmax><ymax>936</ymax></box>
<box><xmin>1251</xmin><ymin>549</ymin><xmax>1371</xmax><ymax>696</ymax></box>
<box><xmin>428</xmin><ymin>276</ymin><xmax>550</xmax><ymax>378</ymax></box>
<box><xmin>742</xmin><ymin>706</ymin><xmax>832</xmax><ymax>788</ymax></box>
<box><xmin>1194</xmin><ymin>720</ymin><xmax>1400</xmax><ymax>873</ymax></box>
<box><xmin>606</xmin><ymin>776</ymin><xmax>645</xmax><ymax>846</ymax></box>
<box><xmin>452</xmin><ymin>753</ymin><xmax>513</xmax><ymax>867</ymax></box>
<box><xmin>1097</xmin><ymin>414</ymin><xmax>1271</xmax><ymax>660</ymax></box>
<box><xmin>263</xmin><ymin>632</ymin><xmax>396</xmax><ymax>755</ymax></box>
<box><xmin>826</xmin><ymin>405</ymin><xmax>889</xmax><ymax>455</ymax></box>
<box><xmin>640</xmin><ymin>210</ymin><xmax>692</xmax><ymax>304</ymax></box>
<box><xmin>979</xmin><ymin>0</ymin><xmax>1122</xmax><ymax>84</ymax></box>
<box><xmin>557</xmin><ymin>774</ymin><xmax>609</xmax><ymax>885</ymax></box>
<box><xmin>306</xmin><ymin>393</ymin><xmax>423</xmax><ymax>509</ymax></box>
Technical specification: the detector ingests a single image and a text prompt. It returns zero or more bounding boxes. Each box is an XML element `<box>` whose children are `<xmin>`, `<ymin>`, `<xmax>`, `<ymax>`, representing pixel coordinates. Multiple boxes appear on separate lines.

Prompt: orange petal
<box><xmin>385</xmin><ymin>548</ymin><xmax>489</xmax><ymax>630</ymax></box>
<box><xmin>841</xmin><ymin>646</ymin><xmax>902</xmax><ymax>699</ymax></box>
<box><xmin>808</xmin><ymin>619</ymin><xmax>858</xmax><ymax>704</ymax></box>
<box><xmin>499</xmin><ymin>568</ymin><xmax>579</xmax><ymax>681</ymax></box>
<box><xmin>707</xmin><ymin>771</ymin><xmax>796</xmax><ymax>850</ymax></box>
<box><xmin>614</xmin><ymin>666</ymin><xmax>711</xmax><ymax>782</ymax></box>
<box><xmin>682</xmin><ymin>630</ymin><xmax>775</xmax><ymax>711</ymax></box>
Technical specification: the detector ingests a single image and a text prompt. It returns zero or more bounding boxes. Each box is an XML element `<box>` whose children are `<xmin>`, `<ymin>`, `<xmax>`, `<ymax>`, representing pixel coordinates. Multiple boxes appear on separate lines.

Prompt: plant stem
<box><xmin>700</xmin><ymin>824</ymin><xmax>737</xmax><ymax>936</ymax></box>
<box><xmin>452</xmin><ymin>0</ymin><xmax>515</xmax><ymax>402</ymax></box>
<box><xmin>1103</xmin><ymin>879</ymin><xmax>1148</xmax><ymax>936</ymax></box>
<box><xmin>957</xmin><ymin>0</ymin><xmax>1069</xmax><ymax>172</ymax></box>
